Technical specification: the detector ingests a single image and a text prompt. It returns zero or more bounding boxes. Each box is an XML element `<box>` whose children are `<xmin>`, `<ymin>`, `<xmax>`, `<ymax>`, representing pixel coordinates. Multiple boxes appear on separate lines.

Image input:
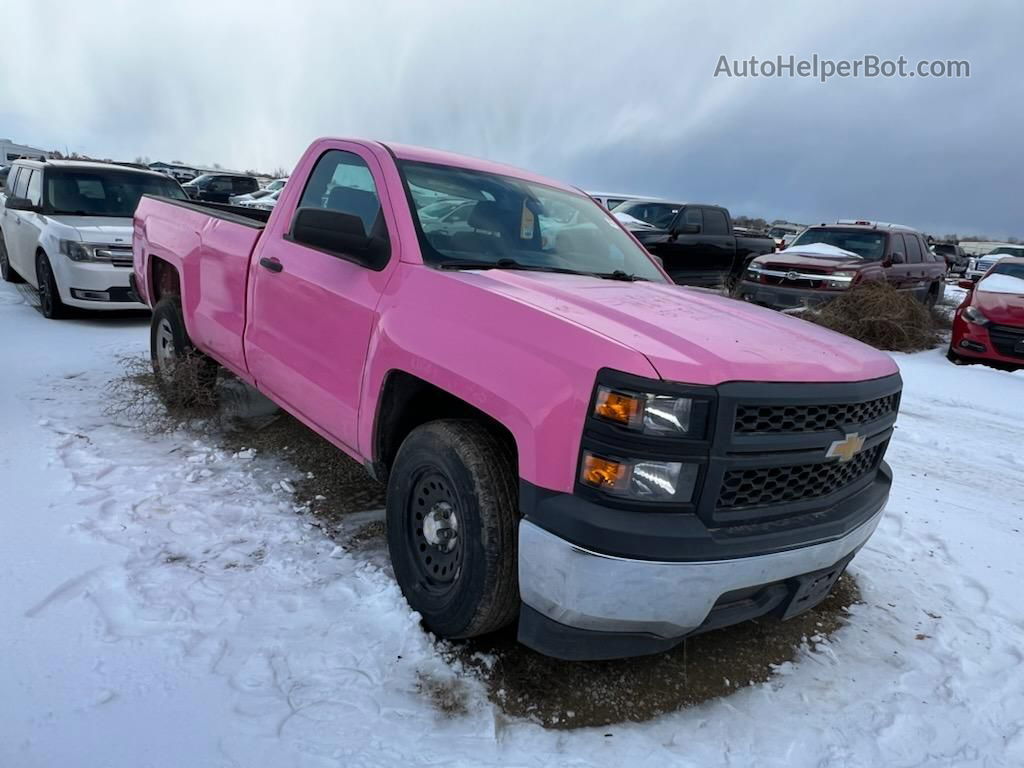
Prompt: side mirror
<box><xmin>889</xmin><ymin>251</ymin><xmax>904</xmax><ymax>265</ymax></box>
<box><xmin>5</xmin><ymin>196</ymin><xmax>36</xmax><ymax>211</ymax></box>
<box><xmin>289</xmin><ymin>207</ymin><xmax>388</xmax><ymax>269</ymax></box>
<box><xmin>958</xmin><ymin>279</ymin><xmax>974</xmax><ymax>290</ymax></box>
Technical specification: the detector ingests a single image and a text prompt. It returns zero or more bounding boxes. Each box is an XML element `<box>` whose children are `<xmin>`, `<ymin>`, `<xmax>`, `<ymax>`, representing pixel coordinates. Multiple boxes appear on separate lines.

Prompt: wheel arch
<box><xmin>371</xmin><ymin>370</ymin><xmax>519</xmax><ymax>484</ymax></box>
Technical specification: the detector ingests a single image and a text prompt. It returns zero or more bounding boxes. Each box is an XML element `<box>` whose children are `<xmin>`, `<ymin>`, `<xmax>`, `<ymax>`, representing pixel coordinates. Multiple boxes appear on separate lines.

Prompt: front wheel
<box><xmin>150</xmin><ymin>296</ymin><xmax>218</xmax><ymax>407</ymax></box>
<box><xmin>36</xmin><ymin>252</ymin><xmax>68</xmax><ymax>319</ymax></box>
<box><xmin>386</xmin><ymin>420</ymin><xmax>519</xmax><ymax>639</ymax></box>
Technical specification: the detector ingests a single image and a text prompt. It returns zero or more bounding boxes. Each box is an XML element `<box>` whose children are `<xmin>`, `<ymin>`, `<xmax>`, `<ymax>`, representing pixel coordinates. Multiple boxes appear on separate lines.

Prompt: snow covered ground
<box><xmin>1</xmin><ymin>279</ymin><xmax>1022</xmax><ymax>768</ymax></box>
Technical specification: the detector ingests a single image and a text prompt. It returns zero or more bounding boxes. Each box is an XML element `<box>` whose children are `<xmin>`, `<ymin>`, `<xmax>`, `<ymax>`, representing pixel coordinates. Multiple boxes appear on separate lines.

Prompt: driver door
<box><xmin>243</xmin><ymin>143</ymin><xmax>397</xmax><ymax>454</ymax></box>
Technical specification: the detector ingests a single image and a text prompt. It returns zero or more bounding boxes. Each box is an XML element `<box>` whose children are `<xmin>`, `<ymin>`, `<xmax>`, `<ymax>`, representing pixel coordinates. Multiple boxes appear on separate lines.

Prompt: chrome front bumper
<box><xmin>518</xmin><ymin>505</ymin><xmax>884</xmax><ymax>640</ymax></box>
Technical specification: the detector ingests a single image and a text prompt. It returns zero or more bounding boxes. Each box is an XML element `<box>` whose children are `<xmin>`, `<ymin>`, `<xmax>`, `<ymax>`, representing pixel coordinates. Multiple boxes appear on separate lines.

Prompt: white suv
<box><xmin>0</xmin><ymin>159</ymin><xmax>187</xmax><ymax>318</ymax></box>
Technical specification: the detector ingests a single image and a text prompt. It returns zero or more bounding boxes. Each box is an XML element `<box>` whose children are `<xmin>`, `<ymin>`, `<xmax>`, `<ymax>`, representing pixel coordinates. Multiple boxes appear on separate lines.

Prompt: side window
<box><xmin>702</xmin><ymin>208</ymin><xmax>729</xmax><ymax>236</ymax></box>
<box><xmin>889</xmin><ymin>233</ymin><xmax>906</xmax><ymax>262</ymax></box>
<box><xmin>25</xmin><ymin>170</ymin><xmax>42</xmax><ymax>207</ymax></box>
<box><xmin>904</xmin><ymin>234</ymin><xmax>922</xmax><ymax>263</ymax></box>
<box><xmin>297</xmin><ymin>149</ymin><xmax>385</xmax><ymax>238</ymax></box>
<box><xmin>5</xmin><ymin>167</ymin><xmax>20</xmax><ymax>194</ymax></box>
<box><xmin>13</xmin><ymin>167</ymin><xmax>30</xmax><ymax>199</ymax></box>
<box><xmin>210</xmin><ymin>177</ymin><xmax>233</xmax><ymax>194</ymax></box>
<box><xmin>683</xmin><ymin>207</ymin><xmax>703</xmax><ymax>232</ymax></box>
<box><xmin>237</xmin><ymin>178</ymin><xmax>257</xmax><ymax>193</ymax></box>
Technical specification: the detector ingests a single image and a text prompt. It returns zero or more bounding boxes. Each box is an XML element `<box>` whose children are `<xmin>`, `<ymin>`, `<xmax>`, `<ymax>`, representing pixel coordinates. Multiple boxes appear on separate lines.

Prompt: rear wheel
<box><xmin>924</xmin><ymin>283</ymin><xmax>940</xmax><ymax>309</ymax></box>
<box><xmin>36</xmin><ymin>252</ymin><xmax>68</xmax><ymax>319</ymax></box>
<box><xmin>0</xmin><ymin>235</ymin><xmax>24</xmax><ymax>283</ymax></box>
<box><xmin>386</xmin><ymin>420</ymin><xmax>519</xmax><ymax>639</ymax></box>
<box><xmin>150</xmin><ymin>296</ymin><xmax>218</xmax><ymax>407</ymax></box>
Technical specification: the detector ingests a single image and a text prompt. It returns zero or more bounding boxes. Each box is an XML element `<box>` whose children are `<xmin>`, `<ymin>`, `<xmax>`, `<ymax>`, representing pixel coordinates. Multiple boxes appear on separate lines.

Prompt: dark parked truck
<box><xmin>615</xmin><ymin>200</ymin><xmax>775</xmax><ymax>288</ymax></box>
<box><xmin>133</xmin><ymin>138</ymin><xmax>900</xmax><ymax>660</ymax></box>
<box><xmin>739</xmin><ymin>221</ymin><xmax>947</xmax><ymax>310</ymax></box>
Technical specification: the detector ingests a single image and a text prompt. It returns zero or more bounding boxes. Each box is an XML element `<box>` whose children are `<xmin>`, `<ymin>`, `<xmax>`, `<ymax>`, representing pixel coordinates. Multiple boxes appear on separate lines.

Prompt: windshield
<box><xmin>987</xmin><ymin>262</ymin><xmax>1024</xmax><ymax>280</ymax></box>
<box><xmin>789</xmin><ymin>228</ymin><xmax>887</xmax><ymax>260</ymax></box>
<box><xmin>46</xmin><ymin>169</ymin><xmax>187</xmax><ymax>217</ymax></box>
<box><xmin>398</xmin><ymin>160</ymin><xmax>667</xmax><ymax>282</ymax></box>
<box><xmin>990</xmin><ymin>246</ymin><xmax>1024</xmax><ymax>256</ymax></box>
<box><xmin>769</xmin><ymin>227</ymin><xmax>798</xmax><ymax>238</ymax></box>
<box><xmin>612</xmin><ymin>201</ymin><xmax>681</xmax><ymax>229</ymax></box>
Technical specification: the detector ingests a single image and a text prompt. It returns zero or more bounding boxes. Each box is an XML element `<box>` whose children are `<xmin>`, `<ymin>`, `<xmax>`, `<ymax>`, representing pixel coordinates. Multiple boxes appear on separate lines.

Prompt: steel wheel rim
<box><xmin>154</xmin><ymin>318</ymin><xmax>178</xmax><ymax>380</ymax></box>
<box><xmin>408</xmin><ymin>468</ymin><xmax>463</xmax><ymax>591</ymax></box>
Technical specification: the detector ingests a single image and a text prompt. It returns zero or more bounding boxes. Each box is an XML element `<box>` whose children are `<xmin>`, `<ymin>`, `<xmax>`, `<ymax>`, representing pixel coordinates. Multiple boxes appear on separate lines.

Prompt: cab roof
<box><xmin>380</xmin><ymin>140</ymin><xmax>579</xmax><ymax>194</ymax></box>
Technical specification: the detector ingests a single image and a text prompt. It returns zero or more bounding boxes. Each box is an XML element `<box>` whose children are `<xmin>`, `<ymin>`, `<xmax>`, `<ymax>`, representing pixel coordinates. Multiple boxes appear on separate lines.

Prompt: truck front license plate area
<box><xmin>781</xmin><ymin>552</ymin><xmax>855</xmax><ymax>620</ymax></box>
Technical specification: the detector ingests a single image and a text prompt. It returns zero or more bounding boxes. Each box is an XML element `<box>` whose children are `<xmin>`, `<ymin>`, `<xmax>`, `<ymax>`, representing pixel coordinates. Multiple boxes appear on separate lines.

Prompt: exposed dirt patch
<box><xmin>220</xmin><ymin>410</ymin><xmax>386</xmax><ymax>530</ymax></box>
<box><xmin>449</xmin><ymin>574</ymin><xmax>862</xmax><ymax>729</ymax></box>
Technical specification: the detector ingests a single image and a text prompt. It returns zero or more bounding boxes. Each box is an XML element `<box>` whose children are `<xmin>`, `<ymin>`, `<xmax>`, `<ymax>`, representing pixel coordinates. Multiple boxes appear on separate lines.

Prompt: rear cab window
<box><xmin>701</xmin><ymin>207</ymin><xmax>728</xmax><ymax>236</ymax></box>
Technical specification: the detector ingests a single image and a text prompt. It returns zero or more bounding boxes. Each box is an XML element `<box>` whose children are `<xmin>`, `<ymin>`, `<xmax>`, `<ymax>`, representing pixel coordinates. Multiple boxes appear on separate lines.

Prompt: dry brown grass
<box><xmin>803</xmin><ymin>282</ymin><xmax>943</xmax><ymax>352</ymax></box>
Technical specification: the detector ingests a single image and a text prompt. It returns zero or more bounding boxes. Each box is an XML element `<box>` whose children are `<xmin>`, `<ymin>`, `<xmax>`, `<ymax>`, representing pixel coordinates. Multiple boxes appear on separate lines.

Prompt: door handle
<box><xmin>259</xmin><ymin>257</ymin><xmax>283</xmax><ymax>273</ymax></box>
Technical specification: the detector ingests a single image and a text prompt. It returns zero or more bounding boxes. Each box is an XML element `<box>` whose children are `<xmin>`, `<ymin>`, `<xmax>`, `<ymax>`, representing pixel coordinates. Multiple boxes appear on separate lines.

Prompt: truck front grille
<box><xmin>705</xmin><ymin>376</ymin><xmax>901</xmax><ymax>526</ymax></box>
<box><xmin>717</xmin><ymin>442</ymin><xmax>886</xmax><ymax>510</ymax></box>
<box><xmin>734</xmin><ymin>393</ymin><xmax>899</xmax><ymax>434</ymax></box>
<box><xmin>988</xmin><ymin>323</ymin><xmax>1024</xmax><ymax>359</ymax></box>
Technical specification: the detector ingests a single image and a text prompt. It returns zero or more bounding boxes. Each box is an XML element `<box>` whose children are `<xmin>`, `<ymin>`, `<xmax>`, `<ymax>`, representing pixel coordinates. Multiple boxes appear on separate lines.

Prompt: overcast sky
<box><xmin>1</xmin><ymin>0</ymin><xmax>1019</xmax><ymax>237</ymax></box>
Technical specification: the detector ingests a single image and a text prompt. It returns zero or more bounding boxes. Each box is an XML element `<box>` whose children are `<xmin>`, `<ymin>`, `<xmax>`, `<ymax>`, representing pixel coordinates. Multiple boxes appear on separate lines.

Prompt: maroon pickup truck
<box><xmin>738</xmin><ymin>221</ymin><xmax>947</xmax><ymax>310</ymax></box>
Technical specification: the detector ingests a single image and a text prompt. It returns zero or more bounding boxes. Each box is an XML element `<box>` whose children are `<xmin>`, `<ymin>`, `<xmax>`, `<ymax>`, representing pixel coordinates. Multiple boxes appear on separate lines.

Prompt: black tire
<box><xmin>946</xmin><ymin>345</ymin><xmax>968</xmax><ymax>365</ymax></box>
<box><xmin>0</xmin><ymin>234</ymin><xmax>24</xmax><ymax>283</ymax></box>
<box><xmin>36</xmin><ymin>252</ymin><xmax>68</xmax><ymax>319</ymax></box>
<box><xmin>924</xmin><ymin>284</ymin><xmax>940</xmax><ymax>309</ymax></box>
<box><xmin>150</xmin><ymin>296</ymin><xmax>218</xmax><ymax>407</ymax></box>
<box><xmin>386</xmin><ymin>419</ymin><xmax>519</xmax><ymax>639</ymax></box>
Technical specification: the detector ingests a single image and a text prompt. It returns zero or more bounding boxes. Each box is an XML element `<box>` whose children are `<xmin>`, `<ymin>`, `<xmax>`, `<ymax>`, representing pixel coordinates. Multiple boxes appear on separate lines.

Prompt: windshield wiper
<box><xmin>439</xmin><ymin>259</ymin><xmax>648</xmax><ymax>281</ymax></box>
<box><xmin>593</xmin><ymin>270</ymin><xmax>649</xmax><ymax>282</ymax></box>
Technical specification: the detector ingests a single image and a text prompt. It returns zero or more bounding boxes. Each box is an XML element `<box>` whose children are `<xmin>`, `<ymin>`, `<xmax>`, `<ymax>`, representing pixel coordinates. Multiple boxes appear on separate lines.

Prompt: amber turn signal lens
<box><xmin>594</xmin><ymin>387</ymin><xmax>641</xmax><ymax>426</ymax></box>
<box><xmin>580</xmin><ymin>453</ymin><xmax>626</xmax><ymax>489</ymax></box>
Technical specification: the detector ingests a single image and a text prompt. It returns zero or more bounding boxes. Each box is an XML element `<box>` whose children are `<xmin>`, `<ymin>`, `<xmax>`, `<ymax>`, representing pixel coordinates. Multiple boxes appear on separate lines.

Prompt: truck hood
<box><xmin>453</xmin><ymin>271</ymin><xmax>897</xmax><ymax>384</ymax></box>
<box><xmin>757</xmin><ymin>249</ymin><xmax>866</xmax><ymax>271</ymax></box>
<box><xmin>47</xmin><ymin>216</ymin><xmax>133</xmax><ymax>245</ymax></box>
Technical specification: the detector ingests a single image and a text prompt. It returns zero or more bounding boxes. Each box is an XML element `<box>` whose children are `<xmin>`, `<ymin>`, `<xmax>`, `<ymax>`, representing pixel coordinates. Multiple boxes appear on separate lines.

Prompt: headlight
<box><xmin>746</xmin><ymin>263</ymin><xmax>764</xmax><ymax>279</ymax></box>
<box><xmin>580</xmin><ymin>451</ymin><xmax>699</xmax><ymax>501</ymax></box>
<box><xmin>824</xmin><ymin>270</ymin><xmax>856</xmax><ymax>290</ymax></box>
<box><xmin>60</xmin><ymin>240</ymin><xmax>101</xmax><ymax>262</ymax></box>
<box><xmin>594</xmin><ymin>386</ymin><xmax>695</xmax><ymax>435</ymax></box>
<box><xmin>963</xmin><ymin>306</ymin><xmax>989</xmax><ymax>326</ymax></box>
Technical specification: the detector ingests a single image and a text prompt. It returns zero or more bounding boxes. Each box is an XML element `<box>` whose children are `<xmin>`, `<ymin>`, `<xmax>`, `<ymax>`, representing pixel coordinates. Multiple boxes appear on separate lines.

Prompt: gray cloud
<box><xmin>1</xmin><ymin>0</ymin><xmax>1020</xmax><ymax>236</ymax></box>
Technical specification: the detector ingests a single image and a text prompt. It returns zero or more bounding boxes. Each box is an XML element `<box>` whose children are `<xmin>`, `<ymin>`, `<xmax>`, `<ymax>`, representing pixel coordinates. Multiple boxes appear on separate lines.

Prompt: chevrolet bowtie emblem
<box><xmin>826</xmin><ymin>433</ymin><xmax>866</xmax><ymax>463</ymax></box>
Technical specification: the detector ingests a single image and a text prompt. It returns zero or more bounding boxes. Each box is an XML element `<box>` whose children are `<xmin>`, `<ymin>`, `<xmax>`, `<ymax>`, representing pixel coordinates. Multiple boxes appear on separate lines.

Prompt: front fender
<box><xmin>358</xmin><ymin>265</ymin><xmax>658</xmax><ymax>493</ymax></box>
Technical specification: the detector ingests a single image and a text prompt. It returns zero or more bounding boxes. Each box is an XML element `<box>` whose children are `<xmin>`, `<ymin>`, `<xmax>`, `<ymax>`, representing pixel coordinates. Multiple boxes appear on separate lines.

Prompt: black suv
<box><xmin>182</xmin><ymin>173</ymin><xmax>260</xmax><ymax>204</ymax></box>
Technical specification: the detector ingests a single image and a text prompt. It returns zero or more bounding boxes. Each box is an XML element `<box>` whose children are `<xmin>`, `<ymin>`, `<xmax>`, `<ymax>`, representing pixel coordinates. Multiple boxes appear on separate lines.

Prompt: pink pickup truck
<box><xmin>132</xmin><ymin>138</ymin><xmax>901</xmax><ymax>660</ymax></box>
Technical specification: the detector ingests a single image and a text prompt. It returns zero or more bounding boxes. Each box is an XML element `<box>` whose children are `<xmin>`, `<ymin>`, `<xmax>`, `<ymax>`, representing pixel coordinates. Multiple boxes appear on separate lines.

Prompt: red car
<box><xmin>949</xmin><ymin>257</ymin><xmax>1024</xmax><ymax>369</ymax></box>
